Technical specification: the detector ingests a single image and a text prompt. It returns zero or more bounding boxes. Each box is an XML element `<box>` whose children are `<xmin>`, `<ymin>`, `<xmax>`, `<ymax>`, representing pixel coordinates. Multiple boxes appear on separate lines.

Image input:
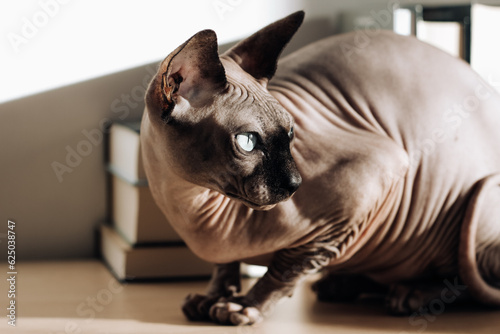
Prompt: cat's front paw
<box><xmin>182</xmin><ymin>293</ymin><xmax>221</xmax><ymax>321</ymax></box>
<box><xmin>209</xmin><ymin>296</ymin><xmax>263</xmax><ymax>325</ymax></box>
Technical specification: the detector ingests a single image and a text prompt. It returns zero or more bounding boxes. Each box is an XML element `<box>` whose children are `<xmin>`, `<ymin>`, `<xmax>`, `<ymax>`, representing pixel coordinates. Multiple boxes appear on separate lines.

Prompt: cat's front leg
<box><xmin>209</xmin><ymin>246</ymin><xmax>332</xmax><ymax>325</ymax></box>
<box><xmin>182</xmin><ymin>261</ymin><xmax>241</xmax><ymax>321</ymax></box>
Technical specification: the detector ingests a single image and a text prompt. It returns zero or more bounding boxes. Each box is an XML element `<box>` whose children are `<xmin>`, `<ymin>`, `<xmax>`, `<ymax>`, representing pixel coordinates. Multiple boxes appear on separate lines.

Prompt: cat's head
<box><xmin>144</xmin><ymin>11</ymin><xmax>304</xmax><ymax>210</ymax></box>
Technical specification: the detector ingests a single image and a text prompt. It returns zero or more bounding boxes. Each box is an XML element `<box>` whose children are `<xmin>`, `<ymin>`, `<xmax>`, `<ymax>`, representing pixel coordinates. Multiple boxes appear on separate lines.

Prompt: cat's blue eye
<box><xmin>236</xmin><ymin>132</ymin><xmax>257</xmax><ymax>152</ymax></box>
<box><xmin>288</xmin><ymin>126</ymin><xmax>294</xmax><ymax>139</ymax></box>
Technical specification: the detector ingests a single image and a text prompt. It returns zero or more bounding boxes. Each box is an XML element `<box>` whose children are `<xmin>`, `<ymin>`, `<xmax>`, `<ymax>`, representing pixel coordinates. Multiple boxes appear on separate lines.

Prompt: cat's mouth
<box><xmin>225</xmin><ymin>192</ymin><xmax>277</xmax><ymax>211</ymax></box>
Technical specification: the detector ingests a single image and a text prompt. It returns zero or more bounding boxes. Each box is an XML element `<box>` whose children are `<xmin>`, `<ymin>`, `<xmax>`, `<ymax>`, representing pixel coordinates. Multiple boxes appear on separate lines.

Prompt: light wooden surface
<box><xmin>1</xmin><ymin>260</ymin><xmax>499</xmax><ymax>333</ymax></box>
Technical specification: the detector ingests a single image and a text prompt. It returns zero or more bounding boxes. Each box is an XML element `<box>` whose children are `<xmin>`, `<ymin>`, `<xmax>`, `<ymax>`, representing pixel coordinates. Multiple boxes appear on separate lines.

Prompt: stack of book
<box><xmin>341</xmin><ymin>3</ymin><xmax>500</xmax><ymax>92</ymax></box>
<box><xmin>393</xmin><ymin>3</ymin><xmax>500</xmax><ymax>92</ymax></box>
<box><xmin>101</xmin><ymin>121</ymin><xmax>214</xmax><ymax>281</ymax></box>
<box><xmin>393</xmin><ymin>5</ymin><xmax>470</xmax><ymax>62</ymax></box>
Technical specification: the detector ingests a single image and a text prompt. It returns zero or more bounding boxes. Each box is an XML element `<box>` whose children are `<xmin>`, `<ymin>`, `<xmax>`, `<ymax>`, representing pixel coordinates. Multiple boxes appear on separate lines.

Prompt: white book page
<box><xmin>471</xmin><ymin>4</ymin><xmax>500</xmax><ymax>92</ymax></box>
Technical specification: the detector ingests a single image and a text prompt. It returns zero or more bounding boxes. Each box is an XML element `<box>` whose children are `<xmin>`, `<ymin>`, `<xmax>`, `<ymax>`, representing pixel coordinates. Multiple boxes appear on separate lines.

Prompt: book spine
<box><xmin>107</xmin><ymin>164</ymin><xmax>148</xmax><ymax>187</ymax></box>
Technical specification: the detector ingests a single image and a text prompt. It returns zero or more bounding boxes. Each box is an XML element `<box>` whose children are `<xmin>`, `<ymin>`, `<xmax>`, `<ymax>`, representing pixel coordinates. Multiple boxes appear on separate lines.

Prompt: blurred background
<box><xmin>1</xmin><ymin>0</ymin><xmax>499</xmax><ymax>262</ymax></box>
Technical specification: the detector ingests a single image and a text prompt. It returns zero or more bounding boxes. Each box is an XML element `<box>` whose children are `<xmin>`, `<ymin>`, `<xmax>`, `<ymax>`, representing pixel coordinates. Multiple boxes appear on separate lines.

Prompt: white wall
<box><xmin>0</xmin><ymin>0</ymin><xmax>300</xmax><ymax>103</ymax></box>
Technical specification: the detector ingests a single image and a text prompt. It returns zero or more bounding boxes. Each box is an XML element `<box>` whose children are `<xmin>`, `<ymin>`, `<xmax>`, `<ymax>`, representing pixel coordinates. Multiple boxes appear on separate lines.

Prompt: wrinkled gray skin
<box><xmin>141</xmin><ymin>11</ymin><xmax>500</xmax><ymax>326</ymax></box>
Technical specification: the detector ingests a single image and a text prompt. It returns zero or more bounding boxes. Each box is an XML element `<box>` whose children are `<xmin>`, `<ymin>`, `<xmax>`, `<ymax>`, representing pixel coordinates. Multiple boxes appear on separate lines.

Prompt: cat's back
<box><xmin>268</xmin><ymin>30</ymin><xmax>500</xmax><ymax>281</ymax></box>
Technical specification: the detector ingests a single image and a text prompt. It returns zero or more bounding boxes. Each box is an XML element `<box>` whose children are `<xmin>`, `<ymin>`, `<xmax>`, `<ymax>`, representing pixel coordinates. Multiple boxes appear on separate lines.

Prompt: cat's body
<box><xmin>141</xmin><ymin>12</ymin><xmax>500</xmax><ymax>325</ymax></box>
<box><xmin>268</xmin><ymin>30</ymin><xmax>500</xmax><ymax>283</ymax></box>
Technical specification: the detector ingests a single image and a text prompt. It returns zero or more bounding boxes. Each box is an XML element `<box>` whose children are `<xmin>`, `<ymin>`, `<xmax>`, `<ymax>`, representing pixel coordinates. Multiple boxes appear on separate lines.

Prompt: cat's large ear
<box><xmin>146</xmin><ymin>30</ymin><xmax>226</xmax><ymax>122</ymax></box>
<box><xmin>222</xmin><ymin>11</ymin><xmax>304</xmax><ymax>81</ymax></box>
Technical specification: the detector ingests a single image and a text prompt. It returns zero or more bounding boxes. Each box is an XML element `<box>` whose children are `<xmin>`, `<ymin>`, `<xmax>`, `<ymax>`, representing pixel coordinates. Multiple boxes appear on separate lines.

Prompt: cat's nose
<box><xmin>283</xmin><ymin>174</ymin><xmax>302</xmax><ymax>194</ymax></box>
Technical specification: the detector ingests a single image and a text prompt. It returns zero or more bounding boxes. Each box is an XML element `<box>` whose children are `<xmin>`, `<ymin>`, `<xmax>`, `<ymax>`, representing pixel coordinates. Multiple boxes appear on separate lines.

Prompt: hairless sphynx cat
<box><xmin>140</xmin><ymin>11</ymin><xmax>500</xmax><ymax>325</ymax></box>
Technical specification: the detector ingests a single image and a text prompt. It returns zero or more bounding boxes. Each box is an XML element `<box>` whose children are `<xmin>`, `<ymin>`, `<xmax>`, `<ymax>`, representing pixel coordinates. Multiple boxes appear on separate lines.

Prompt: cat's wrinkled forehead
<box><xmin>217</xmin><ymin>62</ymin><xmax>290</xmax><ymax>129</ymax></box>
<box><xmin>218</xmin><ymin>84</ymin><xmax>292</xmax><ymax>135</ymax></box>
<box><xmin>253</xmin><ymin>96</ymin><xmax>292</xmax><ymax>130</ymax></box>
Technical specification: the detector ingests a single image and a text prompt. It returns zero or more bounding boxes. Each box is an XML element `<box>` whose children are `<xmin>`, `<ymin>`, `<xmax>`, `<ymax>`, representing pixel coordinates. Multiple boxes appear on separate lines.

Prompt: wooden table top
<box><xmin>1</xmin><ymin>260</ymin><xmax>499</xmax><ymax>333</ymax></box>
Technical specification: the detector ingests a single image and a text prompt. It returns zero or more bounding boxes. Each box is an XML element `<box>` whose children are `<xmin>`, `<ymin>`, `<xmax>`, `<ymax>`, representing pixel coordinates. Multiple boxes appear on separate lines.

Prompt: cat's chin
<box><xmin>243</xmin><ymin>202</ymin><xmax>277</xmax><ymax>211</ymax></box>
<box><xmin>238</xmin><ymin>197</ymin><xmax>277</xmax><ymax>211</ymax></box>
<box><xmin>225</xmin><ymin>192</ymin><xmax>278</xmax><ymax>211</ymax></box>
